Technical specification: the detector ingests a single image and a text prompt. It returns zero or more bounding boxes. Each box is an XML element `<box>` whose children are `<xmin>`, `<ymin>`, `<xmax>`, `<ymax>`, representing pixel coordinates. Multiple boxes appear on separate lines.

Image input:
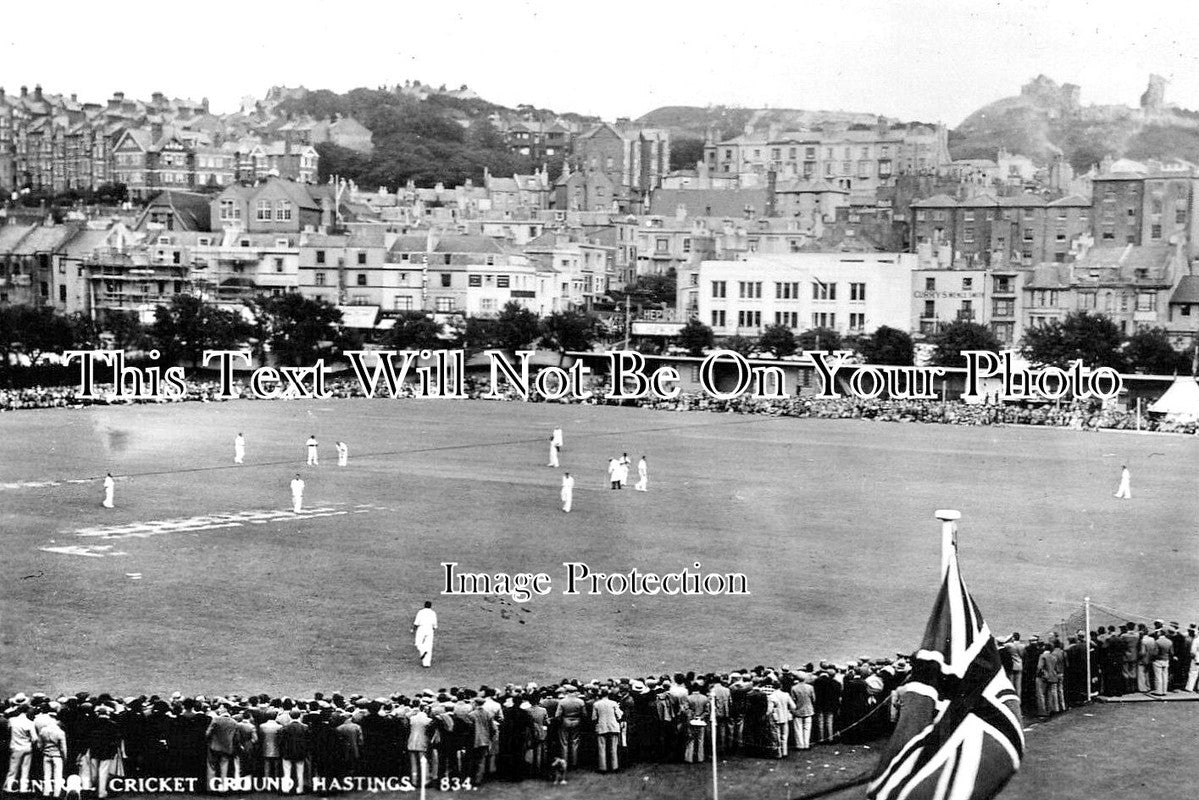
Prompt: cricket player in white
<box><xmin>618</xmin><ymin>453</ymin><xmax>630</xmax><ymax>488</ymax></box>
<box><xmin>306</xmin><ymin>435</ymin><xmax>319</xmax><ymax>466</ymax></box>
<box><xmin>336</xmin><ymin>441</ymin><xmax>348</xmax><ymax>467</ymax></box>
<box><xmin>412</xmin><ymin>601</ymin><xmax>438</xmax><ymax>668</ymax></box>
<box><xmin>635</xmin><ymin>456</ymin><xmax>648</xmax><ymax>491</ymax></box>
<box><xmin>290</xmin><ymin>473</ymin><xmax>305</xmax><ymax>513</ymax></box>
<box><xmin>561</xmin><ymin>471</ymin><xmax>574</xmax><ymax>512</ymax></box>
<box><xmin>551</xmin><ymin>426</ymin><xmax>563</xmax><ymax>449</ymax></box>
<box><xmin>234</xmin><ymin>433</ymin><xmax>245</xmax><ymax>464</ymax></box>
<box><xmin>102</xmin><ymin>473</ymin><xmax>115</xmax><ymax>508</ymax></box>
<box><xmin>547</xmin><ymin>436</ymin><xmax>560</xmax><ymax>467</ymax></box>
<box><xmin>1114</xmin><ymin>464</ymin><xmax>1131</xmax><ymax>499</ymax></box>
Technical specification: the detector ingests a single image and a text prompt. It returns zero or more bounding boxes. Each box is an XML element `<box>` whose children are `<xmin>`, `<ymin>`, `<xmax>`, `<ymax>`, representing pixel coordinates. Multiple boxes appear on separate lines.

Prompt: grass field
<box><xmin>1</xmin><ymin>398</ymin><xmax>1197</xmax><ymax>699</ymax></box>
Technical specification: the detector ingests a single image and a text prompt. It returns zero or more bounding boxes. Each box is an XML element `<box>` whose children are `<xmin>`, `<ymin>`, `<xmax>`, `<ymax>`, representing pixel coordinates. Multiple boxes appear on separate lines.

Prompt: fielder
<box><xmin>548</xmin><ymin>437</ymin><xmax>560</xmax><ymax>468</ymax></box>
<box><xmin>561</xmin><ymin>471</ymin><xmax>574</xmax><ymax>513</ymax></box>
<box><xmin>336</xmin><ymin>441</ymin><xmax>348</xmax><ymax>467</ymax></box>
<box><xmin>1114</xmin><ymin>465</ymin><xmax>1131</xmax><ymax>499</ymax></box>
<box><xmin>551</xmin><ymin>426</ymin><xmax>563</xmax><ymax>450</ymax></box>
<box><xmin>102</xmin><ymin>473</ymin><xmax>115</xmax><ymax>508</ymax></box>
<box><xmin>618</xmin><ymin>453</ymin><xmax>630</xmax><ymax>488</ymax></box>
<box><xmin>290</xmin><ymin>473</ymin><xmax>305</xmax><ymax>513</ymax></box>
<box><xmin>234</xmin><ymin>433</ymin><xmax>245</xmax><ymax>464</ymax></box>
<box><xmin>306</xmin><ymin>435</ymin><xmax>319</xmax><ymax>466</ymax></box>
<box><xmin>635</xmin><ymin>456</ymin><xmax>648</xmax><ymax>491</ymax></box>
<box><xmin>412</xmin><ymin>601</ymin><xmax>438</xmax><ymax>668</ymax></box>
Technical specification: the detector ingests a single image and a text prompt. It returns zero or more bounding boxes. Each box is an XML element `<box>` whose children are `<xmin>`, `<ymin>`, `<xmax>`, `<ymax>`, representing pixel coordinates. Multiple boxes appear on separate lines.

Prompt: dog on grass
<box><xmin>550</xmin><ymin>756</ymin><xmax>568</xmax><ymax>784</ymax></box>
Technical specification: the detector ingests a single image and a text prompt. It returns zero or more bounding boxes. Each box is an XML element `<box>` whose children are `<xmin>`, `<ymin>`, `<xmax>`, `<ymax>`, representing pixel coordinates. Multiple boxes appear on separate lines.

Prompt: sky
<box><xmin>4</xmin><ymin>0</ymin><xmax>1199</xmax><ymax>127</ymax></box>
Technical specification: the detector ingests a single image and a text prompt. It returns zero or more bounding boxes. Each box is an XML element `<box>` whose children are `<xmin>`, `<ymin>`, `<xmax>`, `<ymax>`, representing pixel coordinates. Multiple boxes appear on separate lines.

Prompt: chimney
<box><xmin>20</xmin><ymin>86</ymin><xmax>28</xmax><ymax>98</ymax></box>
<box><xmin>0</xmin><ymin>87</ymin><xmax>5</xmax><ymax>102</ymax></box>
<box><xmin>320</xmin><ymin>196</ymin><xmax>334</xmax><ymax>230</ymax></box>
<box><xmin>114</xmin><ymin>91</ymin><xmax>124</xmax><ymax>102</ymax></box>
<box><xmin>70</xmin><ymin>93</ymin><xmax>77</xmax><ymax>103</ymax></box>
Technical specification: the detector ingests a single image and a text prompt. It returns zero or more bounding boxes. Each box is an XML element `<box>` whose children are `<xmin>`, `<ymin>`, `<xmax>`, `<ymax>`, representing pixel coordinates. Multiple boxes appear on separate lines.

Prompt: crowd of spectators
<box><xmin>0</xmin><ymin>656</ymin><xmax>909</xmax><ymax>796</ymax></box>
<box><xmin>2</xmin><ymin>375</ymin><xmax>1196</xmax><ymax>435</ymax></box>
<box><xmin>4</xmin><ymin>618</ymin><xmax>1196</xmax><ymax>796</ymax></box>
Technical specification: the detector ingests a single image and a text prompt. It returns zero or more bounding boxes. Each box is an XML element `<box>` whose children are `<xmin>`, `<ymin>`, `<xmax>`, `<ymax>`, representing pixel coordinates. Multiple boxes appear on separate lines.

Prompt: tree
<box><xmin>150</xmin><ymin>295</ymin><xmax>253</xmax><ymax>367</ymax></box>
<box><xmin>929</xmin><ymin>321</ymin><xmax>1002</xmax><ymax>368</ymax></box>
<box><xmin>250</xmin><ymin>293</ymin><xmax>345</xmax><ymax>367</ymax></box>
<box><xmin>758</xmin><ymin>324</ymin><xmax>797</xmax><ymax>358</ymax></box>
<box><xmin>494</xmin><ymin>302</ymin><xmax>541</xmax><ymax>351</ymax></box>
<box><xmin>461</xmin><ymin>317</ymin><xmax>500</xmax><ymax>350</ymax></box>
<box><xmin>860</xmin><ymin>326</ymin><xmax>914</xmax><ymax>366</ymax></box>
<box><xmin>670</xmin><ymin>137</ymin><xmax>707</xmax><ymax>171</ymax></box>
<box><xmin>1124</xmin><ymin>327</ymin><xmax>1188</xmax><ymax>375</ymax></box>
<box><xmin>720</xmin><ymin>335</ymin><xmax>756</xmax><ymax>357</ymax></box>
<box><xmin>0</xmin><ymin>306</ymin><xmax>76</xmax><ymax>378</ymax></box>
<box><xmin>1021</xmin><ymin>311</ymin><xmax>1127</xmax><ymax>370</ymax></box>
<box><xmin>797</xmin><ymin>327</ymin><xmax>842</xmax><ymax>352</ymax></box>
<box><xmin>539</xmin><ymin>310</ymin><xmax>598</xmax><ymax>361</ymax></box>
<box><xmin>617</xmin><ymin>270</ymin><xmax>677</xmax><ymax>306</ymax></box>
<box><xmin>103</xmin><ymin>310</ymin><xmax>149</xmax><ymax>351</ymax></box>
<box><xmin>386</xmin><ymin>311</ymin><xmax>445</xmax><ymax>350</ymax></box>
<box><xmin>676</xmin><ymin>319</ymin><xmax>714</xmax><ymax>357</ymax></box>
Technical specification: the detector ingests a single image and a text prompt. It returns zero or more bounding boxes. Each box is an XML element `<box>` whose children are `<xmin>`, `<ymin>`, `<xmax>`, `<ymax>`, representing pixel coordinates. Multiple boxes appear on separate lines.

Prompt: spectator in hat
<box><xmin>87</xmin><ymin>706</ymin><xmax>122</xmax><ymax>799</ymax></box>
<box><xmin>683</xmin><ymin>685</ymin><xmax>708</xmax><ymax>764</ymax></box>
<box><xmin>592</xmin><ymin>690</ymin><xmax>622</xmax><ymax>773</ymax></box>
<box><xmin>38</xmin><ymin>710</ymin><xmax>67</xmax><ymax>797</ymax></box>
<box><xmin>5</xmin><ymin>705</ymin><xmax>37</xmax><ymax>794</ymax></box>
<box><xmin>789</xmin><ymin>673</ymin><xmax>815</xmax><ymax>751</ymax></box>
<box><xmin>1152</xmin><ymin>628</ymin><xmax>1173</xmax><ymax>696</ymax></box>
<box><xmin>554</xmin><ymin>688</ymin><xmax>585</xmax><ymax>770</ymax></box>
<box><xmin>277</xmin><ymin>712</ymin><xmax>310</xmax><ymax>794</ymax></box>
<box><xmin>205</xmin><ymin>707</ymin><xmax>239</xmax><ymax>786</ymax></box>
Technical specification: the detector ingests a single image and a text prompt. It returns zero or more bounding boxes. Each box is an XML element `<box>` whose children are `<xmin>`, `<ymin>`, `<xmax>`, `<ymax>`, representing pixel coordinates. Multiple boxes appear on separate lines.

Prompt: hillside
<box><xmin>950</xmin><ymin>74</ymin><xmax>1199</xmax><ymax>170</ymax></box>
<box><xmin>636</xmin><ymin>105</ymin><xmax>892</xmax><ymax>141</ymax></box>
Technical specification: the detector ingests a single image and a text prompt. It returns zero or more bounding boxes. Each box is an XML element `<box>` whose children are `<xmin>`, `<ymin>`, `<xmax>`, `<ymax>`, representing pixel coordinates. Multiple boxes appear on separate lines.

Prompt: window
<box><xmin>812</xmin><ymin>281</ymin><xmax>836</xmax><ymax>300</ymax></box>
<box><xmin>811</xmin><ymin>312</ymin><xmax>836</xmax><ymax>328</ymax></box>
<box><xmin>1136</xmin><ymin>292</ymin><xmax>1157</xmax><ymax>312</ymax></box>
<box><xmin>748</xmin><ymin>238</ymin><xmax>759</xmax><ymax>252</ymax></box>
<box><xmin>275</xmin><ymin>201</ymin><xmax>292</xmax><ymax>221</ymax></box>
<box><xmin>356</xmin><ymin>274</ymin><xmax>367</xmax><ymax>286</ymax></box>
<box><xmin>1022</xmin><ymin>228</ymin><xmax>1034</xmax><ymax>242</ymax></box>
<box><xmin>963</xmin><ymin>210</ymin><xmax>975</xmax><ymax>222</ymax></box>
<box><xmin>1056</xmin><ymin>229</ymin><xmax>1067</xmax><ymax>242</ymax></box>
<box><xmin>480</xmin><ymin>298</ymin><xmax>497</xmax><ymax>314</ymax></box>
<box><xmin>316</xmin><ymin>250</ymin><xmax>326</xmax><ymax>264</ymax></box>
<box><xmin>496</xmin><ymin>275</ymin><xmax>510</xmax><ymax>288</ymax></box>
<box><xmin>436</xmin><ymin>297</ymin><xmax>455</xmax><ymax>312</ymax></box>
<box><xmin>1151</xmin><ymin>224</ymin><xmax>1162</xmax><ymax>239</ymax></box>
<box><xmin>993</xmin><ymin>277</ymin><xmax>1012</xmax><ymax>293</ymax></box>
<box><xmin>656</xmin><ymin>238</ymin><xmax>669</xmax><ymax>253</ymax></box>
<box><xmin>925</xmin><ymin>277</ymin><xmax>935</xmax><ymax>291</ymax></box>
<box><xmin>440</xmin><ymin>273</ymin><xmax>452</xmax><ymax>287</ymax></box>
<box><xmin>219</xmin><ymin>199</ymin><xmax>238</xmax><ymax>220</ymax></box>
<box><xmin>961</xmin><ymin>277</ymin><xmax>973</xmax><ymax>291</ymax></box>
<box><xmin>315</xmin><ymin>272</ymin><xmax>326</xmax><ymax>286</ymax></box>
<box><xmin>915</xmin><ymin>209</ymin><xmax>926</xmax><ymax>221</ymax></box>
<box><xmin>923</xmin><ymin>300</ymin><xmax>935</xmax><ymax>318</ymax></box>
<box><xmin>256</xmin><ymin>200</ymin><xmax>272</xmax><ymax>221</ymax></box>
<box><xmin>711</xmin><ymin>309</ymin><xmax>725</xmax><ymax>327</ymax></box>
<box><xmin>963</xmin><ymin>226</ymin><xmax>974</xmax><ymax>243</ymax></box>
<box><xmin>443</xmin><ymin>254</ymin><xmax>452</xmax><ymax>265</ymax></box>
<box><xmin>357</xmin><ymin>252</ymin><xmax>367</xmax><ymax>265</ymax></box>
<box><xmin>274</xmin><ymin>258</ymin><xmax>284</xmax><ymax>272</ymax></box>
<box><xmin>775</xmin><ymin>281</ymin><xmax>799</xmax><ymax>299</ymax></box>
<box><xmin>774</xmin><ymin>311</ymin><xmax>799</xmax><ymax>328</ymax></box>
<box><xmin>468</xmin><ymin>274</ymin><xmax>482</xmax><ymax>287</ymax></box>
<box><xmin>738</xmin><ymin>281</ymin><xmax>762</xmax><ymax>299</ymax></box>
<box><xmin>59</xmin><ymin>284</ymin><xmax>66</xmax><ymax>303</ymax></box>
<box><xmin>849</xmin><ymin>312</ymin><xmax>865</xmax><ymax>330</ymax></box>
<box><xmin>712</xmin><ymin>281</ymin><xmax>726</xmax><ymax>298</ymax></box>
<box><xmin>682</xmin><ymin>238</ymin><xmax>691</xmax><ymax>253</ymax></box>
<box><xmin>1079</xmin><ymin>291</ymin><xmax>1096</xmax><ymax>309</ymax></box>
<box><xmin>394</xmin><ymin>296</ymin><xmax>413</xmax><ymax>311</ymax></box>
<box><xmin>1102</xmin><ymin>228</ymin><xmax>1115</xmax><ymax>241</ymax></box>
<box><xmin>1176</xmin><ymin>208</ymin><xmax>1187</xmax><ymax>224</ymax></box>
<box><xmin>736</xmin><ymin>310</ymin><xmax>761</xmax><ymax>329</ymax></box>
<box><xmin>850</xmin><ymin>282</ymin><xmax>866</xmax><ymax>301</ymax></box>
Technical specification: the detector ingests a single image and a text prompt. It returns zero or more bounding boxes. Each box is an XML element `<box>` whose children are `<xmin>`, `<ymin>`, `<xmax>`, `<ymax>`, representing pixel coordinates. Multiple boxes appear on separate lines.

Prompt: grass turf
<box><xmin>1</xmin><ymin>398</ymin><xmax>1197</xmax><ymax>700</ymax></box>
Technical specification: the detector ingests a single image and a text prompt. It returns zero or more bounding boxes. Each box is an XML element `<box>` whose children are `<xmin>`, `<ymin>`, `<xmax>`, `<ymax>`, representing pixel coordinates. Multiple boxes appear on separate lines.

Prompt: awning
<box><xmin>337</xmin><ymin>305</ymin><xmax>381</xmax><ymax>329</ymax></box>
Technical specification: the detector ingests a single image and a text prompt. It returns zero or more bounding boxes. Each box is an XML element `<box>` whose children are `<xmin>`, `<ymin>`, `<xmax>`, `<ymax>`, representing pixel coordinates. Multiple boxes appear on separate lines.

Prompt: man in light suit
<box><xmin>406</xmin><ymin>704</ymin><xmax>433</xmax><ymax>787</ymax></box>
<box><xmin>205</xmin><ymin>706</ymin><xmax>239</xmax><ymax>785</ymax></box>
<box><xmin>592</xmin><ymin>690</ymin><xmax>623</xmax><ymax>773</ymax></box>
<box><xmin>766</xmin><ymin>681</ymin><xmax>795</xmax><ymax>758</ymax></box>
<box><xmin>789</xmin><ymin>674</ymin><xmax>815</xmax><ymax>751</ymax></box>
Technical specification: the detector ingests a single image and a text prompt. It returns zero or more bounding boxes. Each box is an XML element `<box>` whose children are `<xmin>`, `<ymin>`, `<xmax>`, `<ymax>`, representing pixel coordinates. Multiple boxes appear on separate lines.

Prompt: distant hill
<box><xmin>635</xmin><ymin>105</ymin><xmax>895</xmax><ymax>141</ymax></box>
<box><xmin>950</xmin><ymin>74</ymin><xmax>1199</xmax><ymax>171</ymax></box>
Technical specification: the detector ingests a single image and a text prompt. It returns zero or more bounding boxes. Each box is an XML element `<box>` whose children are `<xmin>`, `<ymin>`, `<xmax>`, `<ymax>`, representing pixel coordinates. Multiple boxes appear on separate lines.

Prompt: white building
<box><xmin>692</xmin><ymin>253</ymin><xmax>917</xmax><ymax>338</ymax></box>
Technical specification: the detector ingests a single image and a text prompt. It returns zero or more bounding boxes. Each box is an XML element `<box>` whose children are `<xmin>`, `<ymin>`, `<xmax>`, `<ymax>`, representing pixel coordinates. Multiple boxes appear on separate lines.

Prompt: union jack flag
<box><xmin>868</xmin><ymin>535</ymin><xmax>1024</xmax><ymax>800</ymax></box>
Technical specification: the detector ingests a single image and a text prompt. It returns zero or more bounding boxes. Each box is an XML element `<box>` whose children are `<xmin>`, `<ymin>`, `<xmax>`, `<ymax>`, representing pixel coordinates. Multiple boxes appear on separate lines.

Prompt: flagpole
<box><xmin>1084</xmin><ymin>596</ymin><xmax>1093</xmax><ymax>703</ymax></box>
<box><xmin>935</xmin><ymin>509</ymin><xmax>961</xmax><ymax>572</ymax></box>
<box><xmin>710</xmin><ymin>692</ymin><xmax>718</xmax><ymax>800</ymax></box>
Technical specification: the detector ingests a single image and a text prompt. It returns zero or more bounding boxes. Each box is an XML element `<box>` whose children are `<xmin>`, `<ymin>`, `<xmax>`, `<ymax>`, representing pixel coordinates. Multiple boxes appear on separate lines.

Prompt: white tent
<box><xmin>1147</xmin><ymin>377</ymin><xmax>1199</xmax><ymax>421</ymax></box>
